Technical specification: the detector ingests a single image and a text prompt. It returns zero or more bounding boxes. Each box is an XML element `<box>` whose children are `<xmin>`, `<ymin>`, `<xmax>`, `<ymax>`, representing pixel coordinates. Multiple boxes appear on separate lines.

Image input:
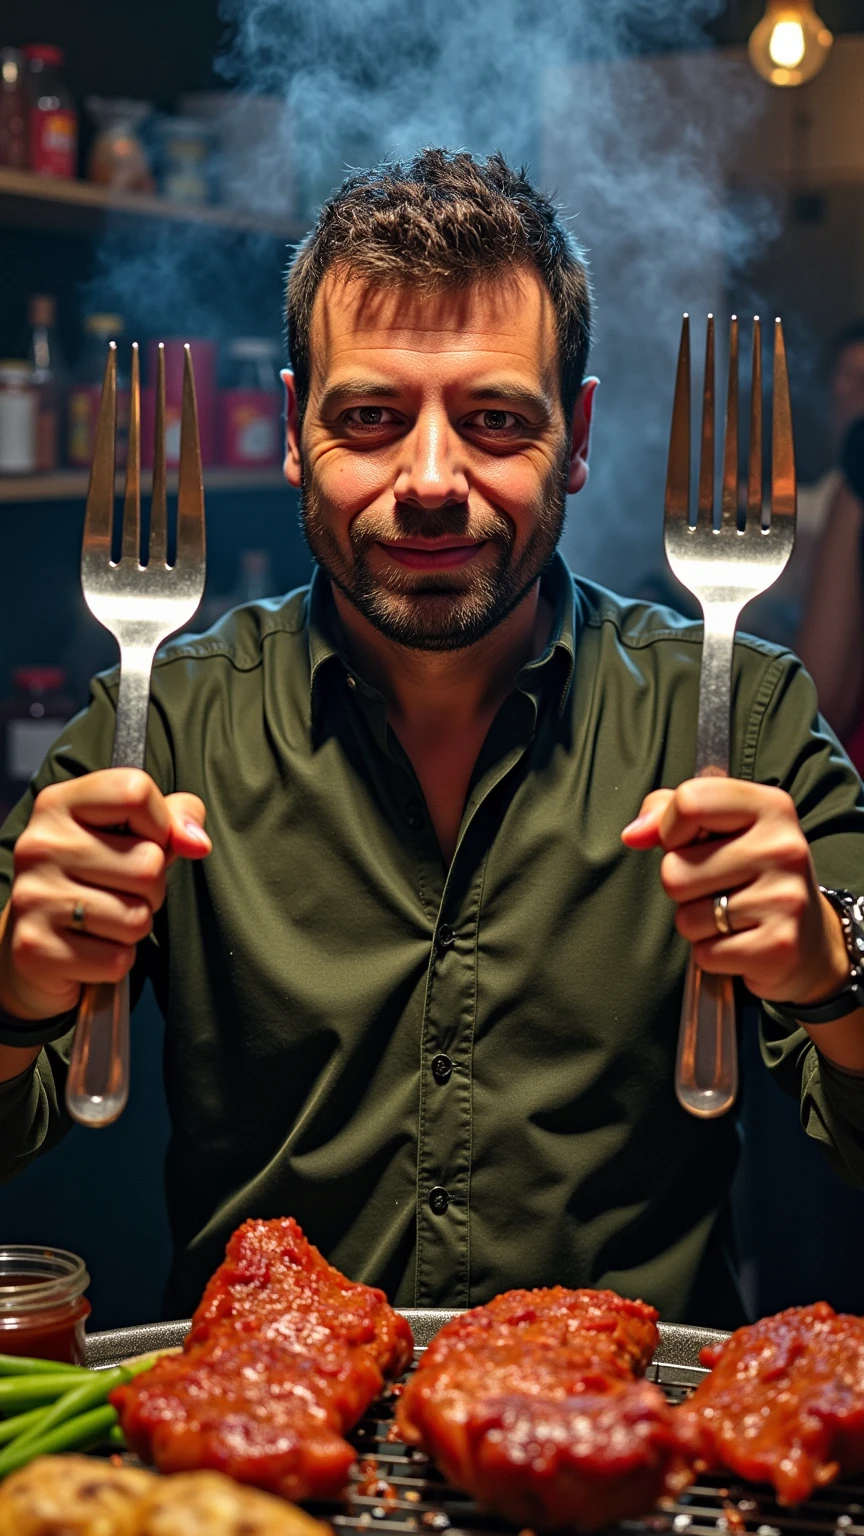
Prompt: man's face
<box><xmin>284</xmin><ymin>269</ymin><xmax>594</xmax><ymax>652</ymax></box>
<box><xmin>832</xmin><ymin>341</ymin><xmax>864</xmax><ymax>439</ymax></box>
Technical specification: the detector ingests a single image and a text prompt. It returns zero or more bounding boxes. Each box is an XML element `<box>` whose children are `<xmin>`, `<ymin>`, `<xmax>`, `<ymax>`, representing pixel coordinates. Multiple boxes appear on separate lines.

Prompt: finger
<box><xmin>35</xmin><ymin>770</ymin><xmax>172</xmax><ymax>848</ymax></box>
<box><xmin>675</xmin><ymin>892</ymin><xmax>760</xmax><ymax>944</ymax></box>
<box><xmin>661</xmin><ymin>824</ymin><xmax>810</xmax><ymax>906</ymax></box>
<box><xmin>658</xmin><ymin>780</ymin><xmax>793</xmax><ymax>851</ymax></box>
<box><xmin>164</xmin><ymin>793</ymin><xmax>211</xmax><ymax>866</ymax></box>
<box><xmin>11</xmin><ymin>918</ymin><xmax>136</xmax><ymax>989</ymax></box>
<box><xmin>621</xmin><ymin>790</ymin><xmax>675</xmax><ymax>849</ymax></box>
<box><xmin>16</xmin><ymin>830</ymin><xmax>167</xmax><ymax>905</ymax></box>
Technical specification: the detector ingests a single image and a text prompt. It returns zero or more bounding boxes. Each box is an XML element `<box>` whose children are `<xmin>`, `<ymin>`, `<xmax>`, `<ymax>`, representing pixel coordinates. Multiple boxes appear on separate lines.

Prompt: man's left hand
<box><xmin>621</xmin><ymin>779</ymin><xmax>850</xmax><ymax>1007</ymax></box>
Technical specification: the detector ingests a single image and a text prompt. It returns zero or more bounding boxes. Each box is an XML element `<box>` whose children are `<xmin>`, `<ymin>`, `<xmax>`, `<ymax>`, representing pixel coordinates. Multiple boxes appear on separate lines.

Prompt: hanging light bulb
<box><xmin>748</xmin><ymin>1</ymin><xmax>833</xmax><ymax>86</ymax></box>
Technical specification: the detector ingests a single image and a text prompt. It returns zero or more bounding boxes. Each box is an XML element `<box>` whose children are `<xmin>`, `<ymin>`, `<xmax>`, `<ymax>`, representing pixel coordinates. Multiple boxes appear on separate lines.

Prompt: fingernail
<box><xmin>623</xmin><ymin>813</ymin><xmax>651</xmax><ymax>834</ymax></box>
<box><xmin>183</xmin><ymin>818</ymin><xmax>210</xmax><ymax>845</ymax></box>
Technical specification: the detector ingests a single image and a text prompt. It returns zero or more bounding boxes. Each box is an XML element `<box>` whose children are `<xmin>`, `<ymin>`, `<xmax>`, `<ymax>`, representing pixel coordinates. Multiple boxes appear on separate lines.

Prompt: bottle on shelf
<box><xmin>219</xmin><ymin>338</ymin><xmax>283</xmax><ymax>467</ymax></box>
<box><xmin>0</xmin><ymin>362</ymin><xmax>37</xmax><ymax>475</ymax></box>
<box><xmin>0</xmin><ymin>48</ymin><xmax>28</xmax><ymax>170</ymax></box>
<box><xmin>68</xmin><ymin>313</ymin><xmax>129</xmax><ymax>469</ymax></box>
<box><xmin>0</xmin><ymin>667</ymin><xmax>75</xmax><ymax>824</ymax></box>
<box><xmin>23</xmin><ymin>44</ymin><xmax>77</xmax><ymax>180</ymax></box>
<box><xmin>27</xmin><ymin>294</ymin><xmax>67</xmax><ymax>472</ymax></box>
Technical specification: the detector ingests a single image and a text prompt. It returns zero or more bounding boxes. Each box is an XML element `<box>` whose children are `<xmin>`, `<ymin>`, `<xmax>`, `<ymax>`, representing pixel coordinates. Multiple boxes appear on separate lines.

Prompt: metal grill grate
<box><xmin>308</xmin><ymin>1355</ymin><xmax>864</xmax><ymax>1536</ymax></box>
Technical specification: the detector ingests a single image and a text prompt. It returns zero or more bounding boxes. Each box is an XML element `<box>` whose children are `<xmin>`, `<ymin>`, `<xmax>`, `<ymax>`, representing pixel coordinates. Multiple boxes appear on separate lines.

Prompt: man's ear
<box><xmin>282</xmin><ymin>369</ymin><xmax>302</xmax><ymax>488</ymax></box>
<box><xmin>567</xmin><ymin>377</ymin><xmax>599</xmax><ymax>496</ymax></box>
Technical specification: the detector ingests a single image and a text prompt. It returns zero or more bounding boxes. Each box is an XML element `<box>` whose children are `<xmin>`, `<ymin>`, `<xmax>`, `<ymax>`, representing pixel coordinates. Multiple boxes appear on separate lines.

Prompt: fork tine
<box><xmin>721</xmin><ymin>316</ymin><xmax>739</xmax><ymax>529</ymax></box>
<box><xmin>697</xmin><ymin>315</ymin><xmax>715</xmax><ymax>528</ymax></box>
<box><xmin>82</xmin><ymin>343</ymin><xmax>117</xmax><ymax>564</ymax></box>
<box><xmin>120</xmin><ymin>343</ymin><xmax>141</xmax><ymax>565</ymax></box>
<box><xmin>176</xmin><ymin>344</ymin><xmax>206</xmax><ymax>566</ymax></box>
<box><xmin>747</xmin><ymin>317</ymin><xmax>763</xmax><ymax>525</ymax></box>
<box><xmin>771</xmin><ymin>317</ymin><xmax>796</xmax><ymax>523</ymax></box>
<box><xmin>149</xmin><ymin>343</ymin><xmax>168</xmax><ymax>568</ymax></box>
<box><xmin>665</xmin><ymin>315</ymin><xmax>691</xmax><ymax>526</ymax></box>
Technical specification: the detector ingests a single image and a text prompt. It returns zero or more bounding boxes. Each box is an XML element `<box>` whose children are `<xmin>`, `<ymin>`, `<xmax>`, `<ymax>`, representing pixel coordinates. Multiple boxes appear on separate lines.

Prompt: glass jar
<box><xmin>0</xmin><ymin>362</ymin><xmax>37</xmax><ymax>475</ymax></box>
<box><xmin>86</xmin><ymin>97</ymin><xmax>154</xmax><ymax>192</ymax></box>
<box><xmin>0</xmin><ymin>1247</ymin><xmax>91</xmax><ymax>1364</ymax></box>
<box><xmin>0</xmin><ymin>48</ymin><xmax>28</xmax><ymax>170</ymax></box>
<box><xmin>23</xmin><ymin>44</ymin><xmax>77</xmax><ymax>179</ymax></box>
<box><xmin>155</xmin><ymin>117</ymin><xmax>213</xmax><ymax>205</ymax></box>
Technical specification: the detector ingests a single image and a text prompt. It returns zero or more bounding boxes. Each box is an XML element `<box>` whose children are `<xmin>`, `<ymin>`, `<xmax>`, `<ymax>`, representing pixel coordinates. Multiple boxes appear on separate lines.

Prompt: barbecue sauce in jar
<box><xmin>0</xmin><ymin>1247</ymin><xmax>91</xmax><ymax>1364</ymax></box>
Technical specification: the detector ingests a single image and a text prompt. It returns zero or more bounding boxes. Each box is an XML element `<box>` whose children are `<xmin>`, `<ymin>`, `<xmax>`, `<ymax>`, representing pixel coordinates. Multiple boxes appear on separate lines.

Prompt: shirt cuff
<box><xmin>0</xmin><ymin>1003</ymin><xmax>77</xmax><ymax>1049</ymax></box>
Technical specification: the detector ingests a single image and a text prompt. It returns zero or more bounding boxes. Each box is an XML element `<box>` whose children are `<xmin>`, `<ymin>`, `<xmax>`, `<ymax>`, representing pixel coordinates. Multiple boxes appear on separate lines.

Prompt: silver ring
<box><xmin>71</xmin><ymin>900</ymin><xmax>86</xmax><ymax>932</ymax></box>
<box><xmin>713</xmin><ymin>892</ymin><xmax>732</xmax><ymax>936</ymax></box>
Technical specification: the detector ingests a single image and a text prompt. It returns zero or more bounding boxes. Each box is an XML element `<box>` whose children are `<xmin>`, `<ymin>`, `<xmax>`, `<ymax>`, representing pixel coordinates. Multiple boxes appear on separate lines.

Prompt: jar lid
<box><xmin>0</xmin><ymin>361</ymin><xmax>33</xmax><ymax>383</ymax></box>
<box><xmin>0</xmin><ymin>1247</ymin><xmax>89</xmax><ymax>1316</ymax></box>
<box><xmin>23</xmin><ymin>44</ymin><xmax>64</xmax><ymax>67</ymax></box>
<box><xmin>228</xmin><ymin>338</ymin><xmax>280</xmax><ymax>361</ymax></box>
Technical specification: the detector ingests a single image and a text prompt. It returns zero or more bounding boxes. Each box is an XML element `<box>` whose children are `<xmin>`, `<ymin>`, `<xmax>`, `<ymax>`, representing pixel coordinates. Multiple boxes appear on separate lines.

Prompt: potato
<box><xmin>0</xmin><ymin>1454</ymin><xmax>155</xmax><ymax>1536</ymax></box>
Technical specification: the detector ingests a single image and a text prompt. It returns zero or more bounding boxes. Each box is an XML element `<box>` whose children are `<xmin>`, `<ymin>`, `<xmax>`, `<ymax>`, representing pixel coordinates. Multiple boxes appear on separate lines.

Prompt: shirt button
<box><xmin>428</xmin><ymin>1186</ymin><xmax>450</xmax><ymax>1215</ymax></box>
<box><xmin>405</xmin><ymin>799</ymin><xmax>424</xmax><ymax>830</ymax></box>
<box><xmin>346</xmin><ymin>674</ymin><xmax>357</xmax><ymax>690</ymax></box>
<box><xmin>437</xmin><ymin>923</ymin><xmax>455</xmax><ymax>951</ymax></box>
<box><xmin>431</xmin><ymin>1054</ymin><xmax>453</xmax><ymax>1085</ymax></box>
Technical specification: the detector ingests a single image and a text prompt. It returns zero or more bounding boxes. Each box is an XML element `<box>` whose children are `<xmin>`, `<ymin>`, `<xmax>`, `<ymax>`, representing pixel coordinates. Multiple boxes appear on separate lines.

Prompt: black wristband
<box><xmin>0</xmin><ymin>1003</ymin><xmax>77</xmax><ymax>1050</ymax></box>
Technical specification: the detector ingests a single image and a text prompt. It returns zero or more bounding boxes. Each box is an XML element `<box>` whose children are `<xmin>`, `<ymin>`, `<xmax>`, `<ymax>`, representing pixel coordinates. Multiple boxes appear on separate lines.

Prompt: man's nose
<box><xmin>393</xmin><ymin>413</ymin><xmax>470</xmax><ymax>508</ymax></box>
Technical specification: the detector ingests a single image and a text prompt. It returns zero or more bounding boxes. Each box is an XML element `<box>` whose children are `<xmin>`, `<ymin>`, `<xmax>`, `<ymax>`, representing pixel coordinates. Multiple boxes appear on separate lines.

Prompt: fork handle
<box><xmin>66</xmin><ymin>654</ymin><xmax>154</xmax><ymax>1128</ymax></box>
<box><xmin>675</xmin><ymin>606</ymin><xmax>742</xmax><ymax>1119</ymax></box>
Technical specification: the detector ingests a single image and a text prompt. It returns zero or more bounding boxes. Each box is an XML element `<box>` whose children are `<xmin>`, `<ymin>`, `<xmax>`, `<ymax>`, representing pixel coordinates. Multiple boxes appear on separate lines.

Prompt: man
<box><xmin>1</xmin><ymin>150</ymin><xmax>863</xmax><ymax>1327</ymax></box>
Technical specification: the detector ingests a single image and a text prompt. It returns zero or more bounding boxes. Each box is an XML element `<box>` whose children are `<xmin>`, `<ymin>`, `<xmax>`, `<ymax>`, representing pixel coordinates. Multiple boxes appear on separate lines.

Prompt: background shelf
<box><xmin>0</xmin><ymin>466</ymin><xmax>288</xmax><ymax>503</ymax></box>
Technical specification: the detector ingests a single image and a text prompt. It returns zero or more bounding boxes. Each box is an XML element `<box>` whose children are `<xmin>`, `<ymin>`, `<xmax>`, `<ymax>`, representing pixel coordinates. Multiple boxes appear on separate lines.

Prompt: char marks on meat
<box><xmin>396</xmin><ymin>1286</ymin><xmax>696</xmax><ymax>1532</ymax></box>
<box><xmin>679</xmin><ymin>1301</ymin><xmax>864</xmax><ymax>1505</ymax></box>
<box><xmin>110</xmin><ymin>1218</ymin><xmax>414</xmax><ymax>1502</ymax></box>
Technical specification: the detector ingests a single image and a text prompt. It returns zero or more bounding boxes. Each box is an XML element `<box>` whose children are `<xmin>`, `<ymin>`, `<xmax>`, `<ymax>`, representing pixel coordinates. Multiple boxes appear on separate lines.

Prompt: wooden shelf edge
<box><xmin>0</xmin><ymin>467</ymin><xmax>288</xmax><ymax>503</ymax></box>
<box><xmin>0</xmin><ymin>166</ymin><xmax>306</xmax><ymax>240</ymax></box>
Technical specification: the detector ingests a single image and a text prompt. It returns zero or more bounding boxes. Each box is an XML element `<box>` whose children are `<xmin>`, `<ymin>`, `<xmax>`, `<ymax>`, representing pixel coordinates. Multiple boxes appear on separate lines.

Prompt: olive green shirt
<box><xmin>2</xmin><ymin>554</ymin><xmax>864</xmax><ymax>1325</ymax></box>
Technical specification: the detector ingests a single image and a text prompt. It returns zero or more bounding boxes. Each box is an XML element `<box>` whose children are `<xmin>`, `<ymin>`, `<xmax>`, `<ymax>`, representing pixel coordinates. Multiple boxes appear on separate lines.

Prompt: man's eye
<box><xmin>343</xmin><ymin>407</ymin><xmax>399</xmax><ymax>429</ymax></box>
<box><xmin>467</xmin><ymin>410</ymin><xmax>522</xmax><ymax>434</ymax></box>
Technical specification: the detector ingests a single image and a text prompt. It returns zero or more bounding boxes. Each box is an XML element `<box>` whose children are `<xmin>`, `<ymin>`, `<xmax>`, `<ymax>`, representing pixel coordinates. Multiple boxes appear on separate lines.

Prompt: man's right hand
<box><xmin>0</xmin><ymin>770</ymin><xmax>211</xmax><ymax>1023</ymax></box>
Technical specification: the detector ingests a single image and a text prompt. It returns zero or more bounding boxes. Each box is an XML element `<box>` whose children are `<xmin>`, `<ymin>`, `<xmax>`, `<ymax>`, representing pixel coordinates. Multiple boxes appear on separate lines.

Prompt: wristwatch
<box><xmin>763</xmin><ymin>887</ymin><xmax>864</xmax><ymax>1025</ymax></box>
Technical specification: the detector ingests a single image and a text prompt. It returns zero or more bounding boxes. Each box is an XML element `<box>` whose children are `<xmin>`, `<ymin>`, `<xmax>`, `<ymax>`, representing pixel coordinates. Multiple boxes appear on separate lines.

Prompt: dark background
<box><xmin>2</xmin><ymin>0</ymin><xmax>864</xmax><ymax>1330</ymax></box>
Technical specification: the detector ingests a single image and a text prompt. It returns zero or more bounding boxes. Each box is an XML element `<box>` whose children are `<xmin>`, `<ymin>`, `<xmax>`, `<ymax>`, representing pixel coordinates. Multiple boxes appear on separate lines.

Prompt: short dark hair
<box><xmin>286</xmin><ymin>148</ymin><xmax>592</xmax><ymax>426</ymax></box>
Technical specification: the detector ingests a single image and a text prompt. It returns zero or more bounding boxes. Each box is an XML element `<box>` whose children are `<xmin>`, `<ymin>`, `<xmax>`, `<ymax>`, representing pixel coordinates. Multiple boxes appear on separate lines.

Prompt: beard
<box><xmin>299</xmin><ymin>454</ymin><xmax>568</xmax><ymax>653</ymax></box>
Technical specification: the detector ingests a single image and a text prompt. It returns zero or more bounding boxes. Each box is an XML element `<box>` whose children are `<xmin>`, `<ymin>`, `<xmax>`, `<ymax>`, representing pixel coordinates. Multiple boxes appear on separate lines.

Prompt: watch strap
<box><xmin>0</xmin><ymin>1002</ymin><xmax>77</xmax><ymax>1050</ymax></box>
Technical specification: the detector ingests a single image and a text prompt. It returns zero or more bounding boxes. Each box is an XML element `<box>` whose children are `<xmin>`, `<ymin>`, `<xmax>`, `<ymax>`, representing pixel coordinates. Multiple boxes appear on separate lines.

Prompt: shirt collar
<box><xmin>307</xmin><ymin>549</ymin><xmax>577</xmax><ymax>721</ymax></box>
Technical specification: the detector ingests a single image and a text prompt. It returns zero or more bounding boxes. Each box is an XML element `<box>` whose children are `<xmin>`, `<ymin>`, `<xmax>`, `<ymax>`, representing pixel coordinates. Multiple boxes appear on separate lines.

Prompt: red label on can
<box><xmin>30</xmin><ymin>108</ymin><xmax>77</xmax><ymax>178</ymax></box>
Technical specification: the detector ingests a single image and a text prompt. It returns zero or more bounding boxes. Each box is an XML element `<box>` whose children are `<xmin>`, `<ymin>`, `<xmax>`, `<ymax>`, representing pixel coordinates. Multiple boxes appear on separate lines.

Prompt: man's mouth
<box><xmin>376</xmin><ymin>540</ymin><xmax>488</xmax><ymax>571</ymax></box>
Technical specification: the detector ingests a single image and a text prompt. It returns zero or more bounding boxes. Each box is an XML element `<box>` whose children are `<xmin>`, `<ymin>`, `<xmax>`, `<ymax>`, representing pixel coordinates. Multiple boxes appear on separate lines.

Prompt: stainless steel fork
<box><xmin>65</xmin><ymin>342</ymin><xmax>206</xmax><ymax>1128</ymax></box>
<box><xmin>664</xmin><ymin>314</ymin><xmax>796</xmax><ymax>1119</ymax></box>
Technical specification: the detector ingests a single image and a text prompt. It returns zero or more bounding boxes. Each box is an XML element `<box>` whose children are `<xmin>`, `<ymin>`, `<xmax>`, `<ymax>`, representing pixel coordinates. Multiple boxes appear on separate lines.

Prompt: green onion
<box><xmin>0</xmin><ymin>1408</ymin><xmax>51</xmax><ymax>1446</ymax></box>
<box><xmin>0</xmin><ymin>1365</ymin><xmax>130</xmax><ymax>1462</ymax></box>
<box><xmin>0</xmin><ymin>1355</ymin><xmax>90</xmax><ymax>1378</ymax></box>
<box><xmin>0</xmin><ymin>1404</ymin><xmax>118</xmax><ymax>1478</ymax></box>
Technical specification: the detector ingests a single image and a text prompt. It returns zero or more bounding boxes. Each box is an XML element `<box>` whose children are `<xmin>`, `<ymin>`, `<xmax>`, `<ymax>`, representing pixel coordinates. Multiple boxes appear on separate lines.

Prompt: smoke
<box><xmin>85</xmin><ymin>0</ymin><xmax>782</xmax><ymax>596</ymax></box>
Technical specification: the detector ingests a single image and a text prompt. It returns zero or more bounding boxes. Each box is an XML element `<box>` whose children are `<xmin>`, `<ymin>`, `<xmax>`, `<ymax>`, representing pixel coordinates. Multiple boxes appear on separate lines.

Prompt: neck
<box><xmin>331</xmin><ymin>580</ymin><xmax>554</xmax><ymax>735</ymax></box>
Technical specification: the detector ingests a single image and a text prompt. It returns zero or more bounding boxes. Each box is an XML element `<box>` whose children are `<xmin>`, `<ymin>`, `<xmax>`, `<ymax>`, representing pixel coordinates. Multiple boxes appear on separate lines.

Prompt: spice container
<box><xmin>218</xmin><ymin>338</ymin><xmax>283</xmax><ymax>467</ymax></box>
<box><xmin>0</xmin><ymin>48</ymin><xmax>28</xmax><ymax>170</ymax></box>
<box><xmin>27</xmin><ymin>294</ymin><xmax>66</xmax><ymax>472</ymax></box>
<box><xmin>86</xmin><ymin>97</ymin><xmax>154</xmax><ymax>192</ymax></box>
<box><xmin>155</xmin><ymin>117</ymin><xmax>213</xmax><ymax>205</ymax></box>
<box><xmin>0</xmin><ymin>1248</ymin><xmax>91</xmax><ymax>1365</ymax></box>
<box><xmin>0</xmin><ymin>363</ymin><xmax>37</xmax><ymax>475</ymax></box>
<box><xmin>23</xmin><ymin>45</ymin><xmax>77</xmax><ymax>179</ymax></box>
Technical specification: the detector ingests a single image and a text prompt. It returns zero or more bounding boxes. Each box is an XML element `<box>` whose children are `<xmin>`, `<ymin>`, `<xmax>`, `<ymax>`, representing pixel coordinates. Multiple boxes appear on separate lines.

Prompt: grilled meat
<box><xmin>396</xmin><ymin>1286</ymin><xmax>695</xmax><ymax>1531</ymax></box>
<box><xmin>679</xmin><ymin>1302</ymin><xmax>864</xmax><ymax>1504</ymax></box>
<box><xmin>111</xmin><ymin>1218</ymin><xmax>413</xmax><ymax>1501</ymax></box>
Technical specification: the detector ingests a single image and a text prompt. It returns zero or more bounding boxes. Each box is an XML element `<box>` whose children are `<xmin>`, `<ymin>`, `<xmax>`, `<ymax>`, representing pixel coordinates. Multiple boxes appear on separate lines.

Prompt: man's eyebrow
<box><xmin>317</xmin><ymin>380</ymin><xmax>402</xmax><ymax>413</ymax></box>
<box><xmin>463</xmin><ymin>382</ymin><xmax>553</xmax><ymax>418</ymax></box>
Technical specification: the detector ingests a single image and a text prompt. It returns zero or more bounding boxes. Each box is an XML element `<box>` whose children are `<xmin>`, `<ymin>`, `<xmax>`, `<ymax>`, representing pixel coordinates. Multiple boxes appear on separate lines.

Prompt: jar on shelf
<box><xmin>218</xmin><ymin>338</ymin><xmax>283</xmax><ymax>467</ymax></box>
<box><xmin>0</xmin><ymin>362</ymin><xmax>37</xmax><ymax>475</ymax></box>
<box><xmin>0</xmin><ymin>1247</ymin><xmax>91</xmax><ymax>1364</ymax></box>
<box><xmin>23</xmin><ymin>44</ymin><xmax>77</xmax><ymax>180</ymax></box>
<box><xmin>68</xmin><ymin>314</ymin><xmax>129</xmax><ymax>469</ymax></box>
<box><xmin>85</xmin><ymin>97</ymin><xmax>154</xmax><ymax>192</ymax></box>
<box><xmin>0</xmin><ymin>48</ymin><xmax>28</xmax><ymax>170</ymax></box>
<box><xmin>154</xmin><ymin>117</ymin><xmax>214</xmax><ymax>205</ymax></box>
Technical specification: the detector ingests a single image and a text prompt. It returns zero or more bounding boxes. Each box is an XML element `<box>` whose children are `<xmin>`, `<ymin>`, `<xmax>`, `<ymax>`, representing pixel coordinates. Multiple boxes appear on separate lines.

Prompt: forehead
<box><xmin>308</xmin><ymin>268</ymin><xmax>558</xmax><ymax>390</ymax></box>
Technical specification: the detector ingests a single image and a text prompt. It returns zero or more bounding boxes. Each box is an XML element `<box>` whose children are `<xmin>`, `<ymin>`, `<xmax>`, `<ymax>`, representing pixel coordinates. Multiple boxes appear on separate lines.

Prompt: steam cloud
<box><xmin>88</xmin><ymin>0</ymin><xmax>780</xmax><ymax>595</ymax></box>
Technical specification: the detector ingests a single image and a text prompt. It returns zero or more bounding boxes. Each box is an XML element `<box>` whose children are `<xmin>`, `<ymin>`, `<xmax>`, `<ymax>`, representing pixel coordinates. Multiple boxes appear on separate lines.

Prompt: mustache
<box><xmin>350</xmin><ymin>501</ymin><xmax>513</xmax><ymax>547</ymax></box>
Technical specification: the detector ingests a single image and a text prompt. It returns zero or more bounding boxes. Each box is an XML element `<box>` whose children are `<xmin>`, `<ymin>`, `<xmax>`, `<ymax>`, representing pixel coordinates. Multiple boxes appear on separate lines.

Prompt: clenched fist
<box><xmin>0</xmin><ymin>769</ymin><xmax>211</xmax><ymax>1023</ymax></box>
